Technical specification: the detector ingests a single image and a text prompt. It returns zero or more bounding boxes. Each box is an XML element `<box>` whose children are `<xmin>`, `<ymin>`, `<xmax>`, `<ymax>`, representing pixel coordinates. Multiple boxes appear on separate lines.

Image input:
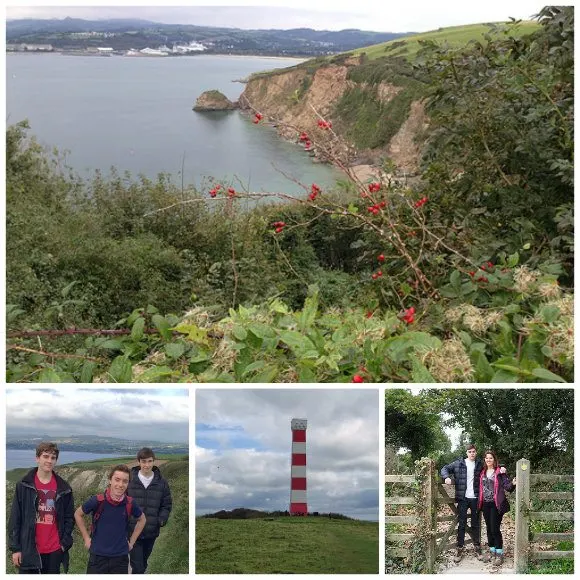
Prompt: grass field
<box><xmin>196</xmin><ymin>516</ymin><xmax>379</xmax><ymax>574</ymax></box>
<box><xmin>353</xmin><ymin>21</ymin><xmax>540</xmax><ymax>60</ymax></box>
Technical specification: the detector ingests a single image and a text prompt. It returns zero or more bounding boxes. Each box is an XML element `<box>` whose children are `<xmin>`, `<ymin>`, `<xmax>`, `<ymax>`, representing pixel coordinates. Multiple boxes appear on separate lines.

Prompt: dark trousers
<box><xmin>482</xmin><ymin>501</ymin><xmax>504</xmax><ymax>549</ymax></box>
<box><xmin>20</xmin><ymin>550</ymin><xmax>62</xmax><ymax>574</ymax></box>
<box><xmin>87</xmin><ymin>553</ymin><xmax>128</xmax><ymax>574</ymax></box>
<box><xmin>457</xmin><ymin>497</ymin><xmax>480</xmax><ymax>548</ymax></box>
<box><xmin>130</xmin><ymin>538</ymin><xmax>157</xmax><ymax>574</ymax></box>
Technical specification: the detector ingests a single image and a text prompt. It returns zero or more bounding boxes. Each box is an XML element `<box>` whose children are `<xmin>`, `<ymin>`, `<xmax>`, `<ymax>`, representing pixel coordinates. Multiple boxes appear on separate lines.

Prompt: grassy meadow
<box><xmin>196</xmin><ymin>516</ymin><xmax>379</xmax><ymax>574</ymax></box>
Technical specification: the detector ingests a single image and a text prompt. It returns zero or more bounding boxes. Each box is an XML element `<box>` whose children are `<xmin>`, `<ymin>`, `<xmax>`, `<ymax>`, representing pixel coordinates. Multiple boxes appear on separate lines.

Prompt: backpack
<box><xmin>90</xmin><ymin>493</ymin><xmax>134</xmax><ymax>536</ymax></box>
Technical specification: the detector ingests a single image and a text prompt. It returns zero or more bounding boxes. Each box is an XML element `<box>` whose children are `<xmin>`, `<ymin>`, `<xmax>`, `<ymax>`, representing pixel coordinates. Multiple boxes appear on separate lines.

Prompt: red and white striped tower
<box><xmin>290</xmin><ymin>418</ymin><xmax>308</xmax><ymax>515</ymax></box>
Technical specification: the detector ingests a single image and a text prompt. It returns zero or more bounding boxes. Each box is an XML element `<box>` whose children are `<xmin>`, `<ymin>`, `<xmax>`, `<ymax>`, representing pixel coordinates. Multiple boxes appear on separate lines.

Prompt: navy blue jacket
<box><xmin>8</xmin><ymin>468</ymin><xmax>74</xmax><ymax>572</ymax></box>
<box><xmin>441</xmin><ymin>457</ymin><xmax>484</xmax><ymax>502</ymax></box>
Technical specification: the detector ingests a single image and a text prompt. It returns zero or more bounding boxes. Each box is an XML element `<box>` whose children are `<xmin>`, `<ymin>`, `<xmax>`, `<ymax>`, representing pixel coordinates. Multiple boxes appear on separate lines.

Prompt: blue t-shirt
<box><xmin>82</xmin><ymin>495</ymin><xmax>143</xmax><ymax>557</ymax></box>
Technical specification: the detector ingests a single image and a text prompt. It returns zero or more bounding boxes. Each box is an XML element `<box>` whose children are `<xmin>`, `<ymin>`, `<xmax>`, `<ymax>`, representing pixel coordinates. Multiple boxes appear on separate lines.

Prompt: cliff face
<box><xmin>239</xmin><ymin>59</ymin><xmax>427</xmax><ymax>172</ymax></box>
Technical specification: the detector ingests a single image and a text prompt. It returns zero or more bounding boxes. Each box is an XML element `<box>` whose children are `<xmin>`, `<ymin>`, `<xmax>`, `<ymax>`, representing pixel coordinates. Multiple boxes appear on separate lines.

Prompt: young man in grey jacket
<box><xmin>127</xmin><ymin>448</ymin><xmax>172</xmax><ymax>574</ymax></box>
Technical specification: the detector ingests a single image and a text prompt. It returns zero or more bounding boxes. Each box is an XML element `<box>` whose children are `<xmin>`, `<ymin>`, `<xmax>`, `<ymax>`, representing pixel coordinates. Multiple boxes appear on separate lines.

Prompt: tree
<box><xmin>429</xmin><ymin>389</ymin><xmax>573</xmax><ymax>472</ymax></box>
<box><xmin>385</xmin><ymin>389</ymin><xmax>450</xmax><ymax>461</ymax></box>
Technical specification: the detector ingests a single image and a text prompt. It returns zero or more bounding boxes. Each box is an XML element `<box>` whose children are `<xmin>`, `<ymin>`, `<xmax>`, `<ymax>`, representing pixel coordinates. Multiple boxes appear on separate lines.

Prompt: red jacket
<box><xmin>477</xmin><ymin>467</ymin><xmax>516</xmax><ymax>515</ymax></box>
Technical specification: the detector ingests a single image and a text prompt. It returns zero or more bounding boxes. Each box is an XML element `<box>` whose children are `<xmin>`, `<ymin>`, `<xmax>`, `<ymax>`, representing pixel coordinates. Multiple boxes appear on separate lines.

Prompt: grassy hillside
<box><xmin>352</xmin><ymin>21</ymin><xmax>540</xmax><ymax>60</ymax></box>
<box><xmin>196</xmin><ymin>516</ymin><xmax>379</xmax><ymax>573</ymax></box>
<box><xmin>5</xmin><ymin>456</ymin><xmax>188</xmax><ymax>574</ymax></box>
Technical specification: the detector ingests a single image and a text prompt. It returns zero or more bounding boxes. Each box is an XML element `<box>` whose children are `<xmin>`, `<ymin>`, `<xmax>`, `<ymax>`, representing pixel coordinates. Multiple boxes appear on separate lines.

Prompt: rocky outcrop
<box><xmin>193</xmin><ymin>90</ymin><xmax>237</xmax><ymax>111</ymax></box>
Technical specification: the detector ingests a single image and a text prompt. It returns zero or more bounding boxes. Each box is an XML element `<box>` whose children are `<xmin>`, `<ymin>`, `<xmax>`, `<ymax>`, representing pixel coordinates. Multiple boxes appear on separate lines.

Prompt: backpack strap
<box><xmin>90</xmin><ymin>493</ymin><xmax>106</xmax><ymax>536</ymax></box>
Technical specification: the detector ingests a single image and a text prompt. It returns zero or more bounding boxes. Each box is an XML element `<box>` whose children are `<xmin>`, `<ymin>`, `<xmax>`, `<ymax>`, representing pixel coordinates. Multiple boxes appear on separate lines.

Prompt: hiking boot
<box><xmin>494</xmin><ymin>553</ymin><xmax>504</xmax><ymax>566</ymax></box>
<box><xmin>481</xmin><ymin>551</ymin><xmax>492</xmax><ymax>563</ymax></box>
<box><xmin>453</xmin><ymin>548</ymin><xmax>464</xmax><ymax>563</ymax></box>
<box><xmin>474</xmin><ymin>545</ymin><xmax>482</xmax><ymax>559</ymax></box>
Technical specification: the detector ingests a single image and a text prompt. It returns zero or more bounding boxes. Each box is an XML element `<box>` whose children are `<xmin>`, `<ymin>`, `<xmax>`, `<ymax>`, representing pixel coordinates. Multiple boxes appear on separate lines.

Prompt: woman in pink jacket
<box><xmin>477</xmin><ymin>450</ymin><xmax>516</xmax><ymax>566</ymax></box>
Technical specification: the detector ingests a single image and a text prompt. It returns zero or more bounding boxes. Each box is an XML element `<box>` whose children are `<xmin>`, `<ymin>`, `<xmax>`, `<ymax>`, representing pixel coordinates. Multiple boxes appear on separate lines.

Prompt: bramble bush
<box><xmin>6</xmin><ymin>8</ymin><xmax>574</xmax><ymax>382</ymax></box>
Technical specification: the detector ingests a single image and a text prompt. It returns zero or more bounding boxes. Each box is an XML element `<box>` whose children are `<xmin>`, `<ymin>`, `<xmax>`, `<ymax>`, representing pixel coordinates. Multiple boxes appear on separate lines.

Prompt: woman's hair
<box><xmin>108</xmin><ymin>464</ymin><xmax>130</xmax><ymax>480</ymax></box>
<box><xmin>483</xmin><ymin>450</ymin><xmax>498</xmax><ymax>469</ymax></box>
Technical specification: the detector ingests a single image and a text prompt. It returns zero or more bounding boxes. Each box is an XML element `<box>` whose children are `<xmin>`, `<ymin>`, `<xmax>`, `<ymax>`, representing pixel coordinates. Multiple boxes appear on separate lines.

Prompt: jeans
<box><xmin>130</xmin><ymin>538</ymin><xmax>157</xmax><ymax>574</ymax></box>
<box><xmin>457</xmin><ymin>497</ymin><xmax>480</xmax><ymax>548</ymax></box>
<box><xmin>19</xmin><ymin>550</ymin><xmax>62</xmax><ymax>574</ymax></box>
<box><xmin>482</xmin><ymin>501</ymin><xmax>504</xmax><ymax>549</ymax></box>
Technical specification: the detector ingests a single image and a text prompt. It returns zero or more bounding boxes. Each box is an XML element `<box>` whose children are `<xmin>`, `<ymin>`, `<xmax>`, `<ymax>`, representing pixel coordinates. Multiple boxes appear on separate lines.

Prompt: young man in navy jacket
<box><xmin>127</xmin><ymin>447</ymin><xmax>172</xmax><ymax>574</ymax></box>
<box><xmin>8</xmin><ymin>442</ymin><xmax>74</xmax><ymax>574</ymax></box>
<box><xmin>75</xmin><ymin>464</ymin><xmax>146</xmax><ymax>574</ymax></box>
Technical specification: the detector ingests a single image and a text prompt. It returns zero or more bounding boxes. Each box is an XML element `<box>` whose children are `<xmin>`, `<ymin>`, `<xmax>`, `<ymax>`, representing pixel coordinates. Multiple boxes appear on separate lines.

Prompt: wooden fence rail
<box><xmin>387</xmin><ymin>458</ymin><xmax>573</xmax><ymax>573</ymax></box>
<box><xmin>514</xmin><ymin>459</ymin><xmax>574</xmax><ymax>572</ymax></box>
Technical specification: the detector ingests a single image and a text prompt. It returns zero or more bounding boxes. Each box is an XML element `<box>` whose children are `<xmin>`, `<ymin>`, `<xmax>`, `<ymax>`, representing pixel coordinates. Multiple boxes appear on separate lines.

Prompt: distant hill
<box><xmin>6</xmin><ymin>434</ymin><xmax>188</xmax><ymax>454</ymax></box>
<box><xmin>6</xmin><ymin>17</ymin><xmax>158</xmax><ymax>35</ymax></box>
<box><xmin>6</xmin><ymin>455</ymin><xmax>188</xmax><ymax>574</ymax></box>
<box><xmin>196</xmin><ymin>515</ymin><xmax>378</xmax><ymax>573</ymax></box>
<box><xmin>6</xmin><ymin>18</ymin><xmax>411</xmax><ymax>56</ymax></box>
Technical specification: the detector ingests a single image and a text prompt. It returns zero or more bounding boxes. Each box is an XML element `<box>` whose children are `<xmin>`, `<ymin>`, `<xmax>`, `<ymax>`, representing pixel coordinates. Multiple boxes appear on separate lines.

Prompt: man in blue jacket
<box><xmin>127</xmin><ymin>447</ymin><xmax>172</xmax><ymax>574</ymax></box>
<box><xmin>8</xmin><ymin>442</ymin><xmax>74</xmax><ymax>574</ymax></box>
<box><xmin>441</xmin><ymin>444</ymin><xmax>483</xmax><ymax>563</ymax></box>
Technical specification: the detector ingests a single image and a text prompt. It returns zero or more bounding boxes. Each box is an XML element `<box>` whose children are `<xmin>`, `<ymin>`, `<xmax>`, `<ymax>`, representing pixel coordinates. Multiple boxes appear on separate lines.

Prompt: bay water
<box><xmin>6</xmin><ymin>54</ymin><xmax>342</xmax><ymax>194</ymax></box>
<box><xmin>6</xmin><ymin>448</ymin><xmax>129</xmax><ymax>470</ymax></box>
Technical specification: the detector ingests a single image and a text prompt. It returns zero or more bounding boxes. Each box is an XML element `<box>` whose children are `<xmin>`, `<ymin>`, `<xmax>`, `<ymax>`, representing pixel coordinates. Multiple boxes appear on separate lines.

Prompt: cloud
<box><xmin>6</xmin><ymin>388</ymin><xmax>189</xmax><ymax>443</ymax></box>
<box><xmin>5</xmin><ymin>3</ymin><xmax>547</xmax><ymax>33</ymax></box>
<box><xmin>195</xmin><ymin>389</ymin><xmax>379</xmax><ymax>520</ymax></box>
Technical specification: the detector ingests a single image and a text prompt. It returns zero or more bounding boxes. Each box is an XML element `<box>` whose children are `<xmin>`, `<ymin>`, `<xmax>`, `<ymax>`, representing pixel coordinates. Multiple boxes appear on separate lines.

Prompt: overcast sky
<box><xmin>6</xmin><ymin>388</ymin><xmax>189</xmax><ymax>443</ymax></box>
<box><xmin>6</xmin><ymin>2</ymin><xmax>550</xmax><ymax>33</ymax></box>
<box><xmin>196</xmin><ymin>389</ymin><xmax>380</xmax><ymax>521</ymax></box>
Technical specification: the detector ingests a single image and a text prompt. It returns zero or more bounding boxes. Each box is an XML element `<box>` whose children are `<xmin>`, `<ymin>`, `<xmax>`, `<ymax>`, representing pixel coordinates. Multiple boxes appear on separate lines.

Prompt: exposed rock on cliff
<box><xmin>193</xmin><ymin>90</ymin><xmax>237</xmax><ymax>111</ymax></box>
<box><xmin>238</xmin><ymin>59</ymin><xmax>427</xmax><ymax>173</ymax></box>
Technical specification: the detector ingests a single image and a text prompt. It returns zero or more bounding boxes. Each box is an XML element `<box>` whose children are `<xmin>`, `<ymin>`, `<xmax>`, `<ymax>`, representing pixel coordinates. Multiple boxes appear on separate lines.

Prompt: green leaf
<box><xmin>279</xmin><ymin>330</ymin><xmax>316</xmax><ymax>353</ymax></box>
<box><xmin>135</xmin><ymin>366</ymin><xmax>177</xmax><ymax>383</ymax></box>
<box><xmin>173</xmin><ymin>323</ymin><xmax>210</xmax><ymax>346</ymax></box>
<box><xmin>249</xmin><ymin>365</ymin><xmax>278</xmax><ymax>382</ymax></box>
<box><xmin>98</xmin><ymin>339</ymin><xmax>124</xmax><ymax>351</ymax></box>
<box><xmin>127</xmin><ymin>308</ymin><xmax>144</xmax><ymax>327</ymax></box>
<box><xmin>531</xmin><ymin>368</ymin><xmax>567</xmax><ymax>383</ymax></box>
<box><xmin>131</xmin><ymin>317</ymin><xmax>145</xmax><ymax>341</ymax></box>
<box><xmin>108</xmin><ymin>356</ymin><xmax>133</xmax><ymax>383</ymax></box>
<box><xmin>37</xmin><ymin>368</ymin><xmax>62</xmax><ymax>383</ymax></box>
<box><xmin>165</xmin><ymin>342</ymin><xmax>186</xmax><ymax>360</ymax></box>
<box><xmin>539</xmin><ymin>305</ymin><xmax>561</xmax><ymax>324</ymax></box>
<box><xmin>152</xmin><ymin>314</ymin><xmax>172</xmax><ymax>341</ymax></box>
<box><xmin>450</xmin><ymin>270</ymin><xmax>462</xmax><ymax>294</ymax></box>
<box><xmin>241</xmin><ymin>360</ymin><xmax>266</xmax><ymax>376</ymax></box>
<box><xmin>298</xmin><ymin>286</ymin><xmax>319</xmax><ymax>332</ymax></box>
<box><xmin>80</xmin><ymin>361</ymin><xmax>96</xmax><ymax>383</ymax></box>
<box><xmin>232</xmin><ymin>326</ymin><xmax>248</xmax><ymax>341</ymax></box>
<box><xmin>410</xmin><ymin>356</ymin><xmax>436</xmax><ymax>383</ymax></box>
<box><xmin>491</xmin><ymin>369</ymin><xmax>519</xmax><ymax>383</ymax></box>
<box><xmin>507</xmin><ymin>251</ymin><xmax>519</xmax><ymax>267</ymax></box>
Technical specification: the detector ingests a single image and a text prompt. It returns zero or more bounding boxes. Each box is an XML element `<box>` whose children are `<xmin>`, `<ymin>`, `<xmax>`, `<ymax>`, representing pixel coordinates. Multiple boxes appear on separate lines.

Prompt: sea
<box><xmin>6</xmin><ymin>448</ymin><xmax>128</xmax><ymax>470</ymax></box>
<box><xmin>6</xmin><ymin>53</ymin><xmax>342</xmax><ymax>194</ymax></box>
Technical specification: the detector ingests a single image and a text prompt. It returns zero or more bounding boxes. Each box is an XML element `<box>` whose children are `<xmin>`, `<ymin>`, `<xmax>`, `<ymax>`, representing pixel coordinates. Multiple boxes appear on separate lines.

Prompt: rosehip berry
<box><xmin>378</xmin><ymin>254</ymin><xmax>385</xmax><ymax>262</ymax></box>
<box><xmin>372</xmin><ymin>273</ymin><xmax>378</xmax><ymax>280</ymax></box>
<box><xmin>377</xmin><ymin>271</ymin><xmax>383</xmax><ymax>277</ymax></box>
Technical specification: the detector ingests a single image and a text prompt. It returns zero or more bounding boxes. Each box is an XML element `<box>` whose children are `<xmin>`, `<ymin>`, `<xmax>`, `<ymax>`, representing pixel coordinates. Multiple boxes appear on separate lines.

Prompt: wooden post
<box><xmin>424</xmin><ymin>459</ymin><xmax>437</xmax><ymax>573</ymax></box>
<box><xmin>515</xmin><ymin>458</ymin><xmax>530</xmax><ymax>573</ymax></box>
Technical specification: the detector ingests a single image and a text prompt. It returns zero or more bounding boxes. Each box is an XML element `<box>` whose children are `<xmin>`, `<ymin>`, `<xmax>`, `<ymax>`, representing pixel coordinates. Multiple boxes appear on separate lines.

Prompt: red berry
<box><xmin>372</xmin><ymin>273</ymin><xmax>378</xmax><ymax>280</ymax></box>
<box><xmin>352</xmin><ymin>374</ymin><xmax>364</xmax><ymax>383</ymax></box>
<box><xmin>378</xmin><ymin>254</ymin><xmax>385</xmax><ymax>262</ymax></box>
<box><xmin>377</xmin><ymin>270</ymin><xmax>383</xmax><ymax>277</ymax></box>
<box><xmin>275</xmin><ymin>227</ymin><xmax>284</xmax><ymax>234</ymax></box>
